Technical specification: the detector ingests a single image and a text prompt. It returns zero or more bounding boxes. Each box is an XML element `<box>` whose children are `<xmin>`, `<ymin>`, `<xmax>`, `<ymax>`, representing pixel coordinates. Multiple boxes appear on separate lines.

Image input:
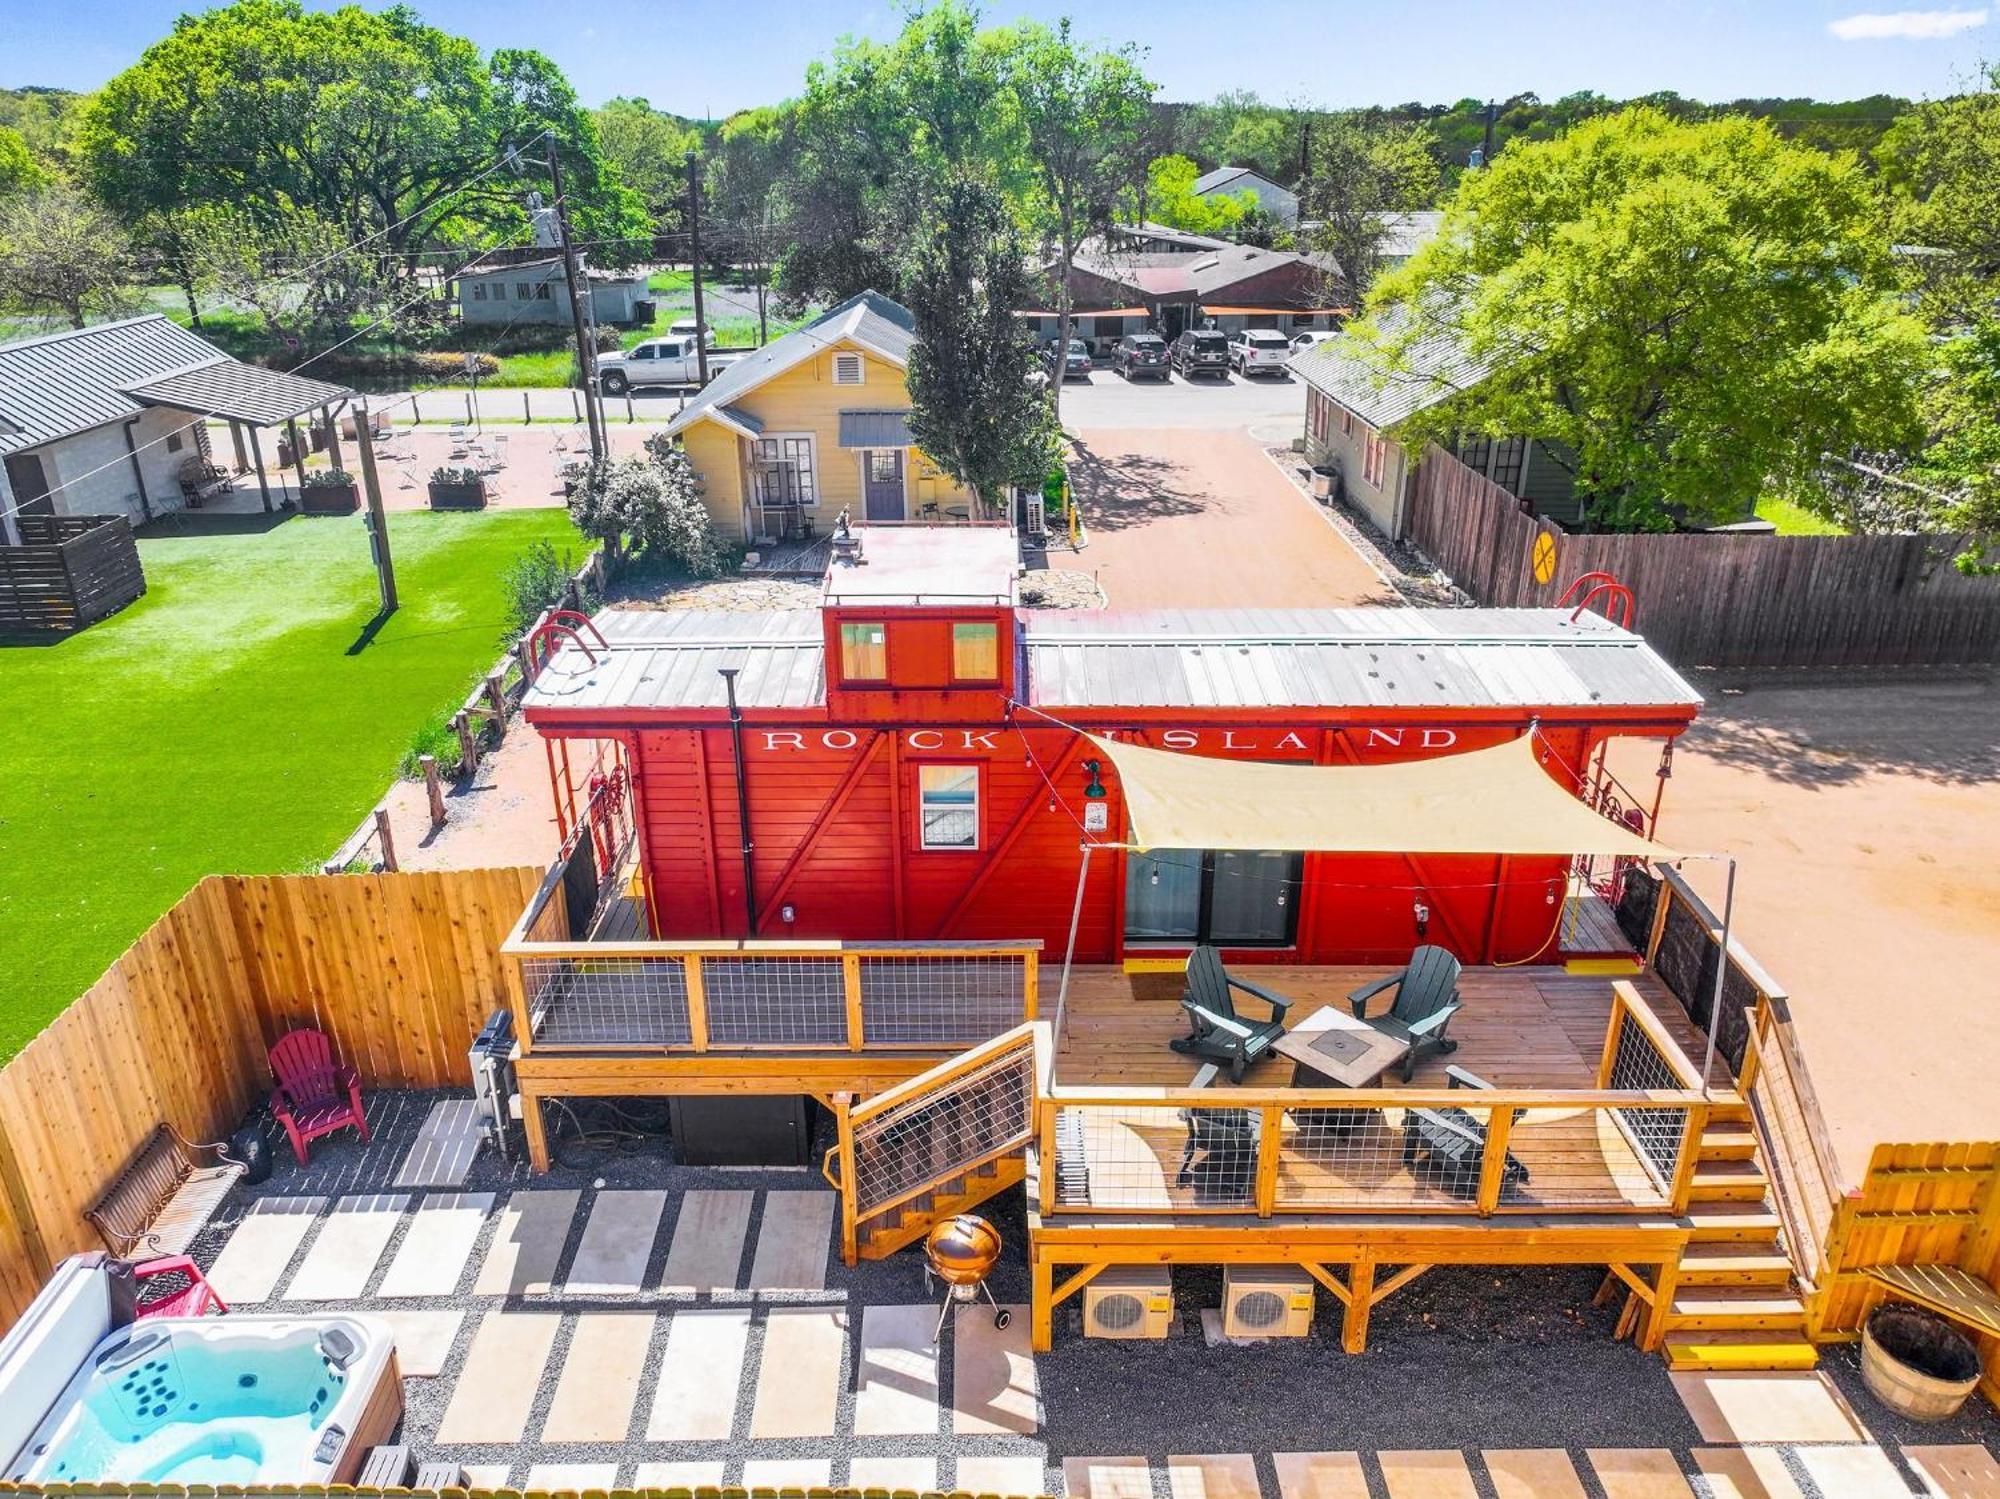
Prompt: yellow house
<box><xmin>666</xmin><ymin>290</ymin><xmax>976</xmax><ymax>543</ymax></box>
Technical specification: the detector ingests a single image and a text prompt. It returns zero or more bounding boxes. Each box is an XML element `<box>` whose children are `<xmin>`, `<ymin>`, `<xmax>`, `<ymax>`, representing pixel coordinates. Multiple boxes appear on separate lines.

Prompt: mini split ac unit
<box><xmin>1222</xmin><ymin>1265</ymin><xmax>1315</xmax><ymax>1339</ymax></box>
<box><xmin>1082</xmin><ymin>1266</ymin><xmax>1174</xmax><ymax>1339</ymax></box>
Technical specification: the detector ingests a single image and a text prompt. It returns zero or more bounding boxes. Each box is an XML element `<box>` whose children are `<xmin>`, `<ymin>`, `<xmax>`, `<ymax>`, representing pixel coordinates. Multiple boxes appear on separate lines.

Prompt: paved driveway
<box><xmin>1065</xmin><ymin>427</ymin><xmax>1395</xmax><ymax>610</ymax></box>
<box><xmin>1608</xmin><ymin>673</ymin><xmax>2000</xmax><ymax>1181</ymax></box>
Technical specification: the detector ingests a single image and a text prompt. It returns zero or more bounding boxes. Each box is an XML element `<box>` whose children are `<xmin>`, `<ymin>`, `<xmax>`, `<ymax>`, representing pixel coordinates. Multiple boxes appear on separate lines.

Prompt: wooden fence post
<box><xmin>453</xmin><ymin>710</ymin><xmax>479</xmax><ymax>777</ymax></box>
<box><xmin>485</xmin><ymin>672</ymin><xmax>508</xmax><ymax>724</ymax></box>
<box><xmin>523</xmin><ymin>391</ymin><xmax>532</xmax><ymax>425</ymax></box>
<box><xmin>421</xmin><ymin>755</ymin><xmax>447</xmax><ymax>829</ymax></box>
<box><xmin>373</xmin><ymin>807</ymin><xmax>399</xmax><ymax>872</ymax></box>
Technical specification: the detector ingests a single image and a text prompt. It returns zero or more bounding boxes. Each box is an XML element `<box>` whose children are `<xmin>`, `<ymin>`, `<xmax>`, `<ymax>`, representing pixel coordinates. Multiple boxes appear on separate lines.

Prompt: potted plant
<box><xmin>299</xmin><ymin>469</ymin><xmax>360</xmax><ymax>516</ymax></box>
<box><xmin>428</xmin><ymin>465</ymin><xmax>488</xmax><ymax>511</ymax></box>
<box><xmin>1860</xmin><ymin>1303</ymin><xmax>1982</xmax><ymax>1421</ymax></box>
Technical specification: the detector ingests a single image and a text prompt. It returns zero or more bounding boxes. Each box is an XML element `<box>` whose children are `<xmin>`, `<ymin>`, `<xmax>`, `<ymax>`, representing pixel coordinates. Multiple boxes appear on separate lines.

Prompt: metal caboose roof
<box><xmin>1022</xmin><ymin>608</ymin><xmax>1702</xmax><ymax>713</ymax></box>
<box><xmin>527</xmin><ymin>610</ymin><xmax>826</xmax><ymax>713</ymax></box>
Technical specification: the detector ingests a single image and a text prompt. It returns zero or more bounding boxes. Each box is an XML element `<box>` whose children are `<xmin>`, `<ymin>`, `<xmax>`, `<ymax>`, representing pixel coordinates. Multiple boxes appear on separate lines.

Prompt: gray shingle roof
<box><xmin>667</xmin><ymin>290</ymin><xmax>916</xmax><ymax>439</ymax></box>
<box><xmin>1290</xmin><ymin>304</ymin><xmax>1493</xmax><ymax>429</ymax></box>
<box><xmin>1193</xmin><ymin>166</ymin><xmax>1278</xmax><ymax>197</ymax></box>
<box><xmin>1373</xmin><ymin>210</ymin><xmax>1445</xmax><ymax>260</ymax></box>
<box><xmin>0</xmin><ymin>315</ymin><xmax>355</xmax><ymax>458</ymax></box>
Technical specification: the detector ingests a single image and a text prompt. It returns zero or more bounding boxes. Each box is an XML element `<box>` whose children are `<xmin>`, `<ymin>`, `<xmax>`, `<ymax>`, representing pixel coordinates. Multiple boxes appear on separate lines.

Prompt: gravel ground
<box><xmin>187</xmin><ymin>1092</ymin><xmax>2000</xmax><ymax>1497</ymax></box>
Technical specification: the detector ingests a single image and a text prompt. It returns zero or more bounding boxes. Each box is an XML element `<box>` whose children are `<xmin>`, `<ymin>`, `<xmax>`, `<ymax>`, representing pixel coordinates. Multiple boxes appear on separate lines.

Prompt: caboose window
<box><xmin>951</xmin><ymin>621</ymin><xmax>999</xmax><ymax>681</ymax></box>
<box><xmin>918</xmin><ymin>765</ymin><xmax>979</xmax><ymax>849</ymax></box>
<box><xmin>838</xmin><ymin>621</ymin><xmax>887</xmax><ymax>681</ymax></box>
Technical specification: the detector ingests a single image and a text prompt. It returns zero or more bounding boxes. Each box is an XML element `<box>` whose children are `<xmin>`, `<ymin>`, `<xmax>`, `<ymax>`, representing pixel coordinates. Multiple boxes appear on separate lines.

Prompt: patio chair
<box><xmin>126</xmin><ymin>1254</ymin><xmax>228</xmax><ymax>1319</ymax></box>
<box><xmin>1175</xmin><ymin>1064</ymin><xmax>1259</xmax><ymax>1198</ymax></box>
<box><xmin>1399</xmin><ymin>1066</ymin><xmax>1529</xmax><ymax>1200</ymax></box>
<box><xmin>1169</xmin><ymin>945</ymin><xmax>1293</xmax><ymax>1083</ymax></box>
<box><xmin>1348</xmin><ymin>944</ymin><xmax>1464</xmax><ymax>1082</ymax></box>
<box><xmin>267</xmin><ymin>1028</ymin><xmax>370</xmax><ymax>1166</ymax></box>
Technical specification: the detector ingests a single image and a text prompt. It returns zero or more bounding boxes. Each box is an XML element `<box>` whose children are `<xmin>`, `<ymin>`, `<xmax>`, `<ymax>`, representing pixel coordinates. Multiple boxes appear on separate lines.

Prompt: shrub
<box><xmin>565</xmin><ymin>439</ymin><xmax>727</xmax><ymax>577</ymax></box>
<box><xmin>409</xmin><ymin>351</ymin><xmax>501</xmax><ymax>382</ymax></box>
<box><xmin>429</xmin><ymin>465</ymin><xmax>484</xmax><ymax>486</ymax></box>
<box><xmin>396</xmin><ymin>710</ymin><xmax>461</xmax><ymax>781</ymax></box>
<box><xmin>500</xmin><ymin>539</ymin><xmax>584</xmax><ymax>637</ymax></box>
<box><xmin>642</xmin><ymin>433</ymin><xmax>727</xmax><ymax>577</ymax></box>
<box><xmin>301</xmin><ymin>468</ymin><xmax>354</xmax><ymax>489</ymax></box>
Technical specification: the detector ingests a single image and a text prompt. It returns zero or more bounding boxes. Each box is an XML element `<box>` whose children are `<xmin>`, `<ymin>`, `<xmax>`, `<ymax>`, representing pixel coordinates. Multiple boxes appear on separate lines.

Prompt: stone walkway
<box><xmin>196</xmin><ymin>1181</ymin><xmax>1999</xmax><ymax>1496</ymax></box>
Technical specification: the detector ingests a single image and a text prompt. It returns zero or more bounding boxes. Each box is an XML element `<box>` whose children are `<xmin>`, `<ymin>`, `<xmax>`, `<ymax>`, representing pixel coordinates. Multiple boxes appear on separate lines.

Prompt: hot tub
<box><xmin>0</xmin><ymin>1260</ymin><xmax>401</xmax><ymax>1487</ymax></box>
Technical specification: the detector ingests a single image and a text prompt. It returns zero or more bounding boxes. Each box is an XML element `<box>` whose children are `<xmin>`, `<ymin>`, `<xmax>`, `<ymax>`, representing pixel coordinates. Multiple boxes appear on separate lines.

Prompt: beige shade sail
<box><xmin>1087</xmin><ymin>732</ymin><xmax>1673</xmax><ymax>859</ymax></box>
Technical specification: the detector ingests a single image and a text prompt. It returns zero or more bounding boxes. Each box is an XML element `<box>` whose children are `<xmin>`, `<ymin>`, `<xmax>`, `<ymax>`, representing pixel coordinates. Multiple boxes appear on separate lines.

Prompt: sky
<box><xmin>6</xmin><ymin>0</ymin><xmax>1994</xmax><ymax>111</ymax></box>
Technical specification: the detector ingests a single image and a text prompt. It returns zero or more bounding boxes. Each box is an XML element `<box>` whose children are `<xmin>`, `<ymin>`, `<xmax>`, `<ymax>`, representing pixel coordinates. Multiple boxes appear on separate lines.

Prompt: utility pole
<box><xmin>548</xmin><ymin>141</ymin><xmax>606</xmax><ymax>462</ymax></box>
<box><xmin>1478</xmin><ymin>101</ymin><xmax>1498</xmax><ymax>168</ymax></box>
<box><xmin>353</xmin><ymin>400</ymin><xmax>398</xmax><ymax>616</ymax></box>
<box><xmin>687</xmin><ymin>149</ymin><xmax>711</xmax><ymax>387</ymax></box>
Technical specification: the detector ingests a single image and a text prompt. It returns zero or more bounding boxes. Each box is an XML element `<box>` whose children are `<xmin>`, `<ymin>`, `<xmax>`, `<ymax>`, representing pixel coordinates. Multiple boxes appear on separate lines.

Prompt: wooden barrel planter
<box><xmin>300</xmin><ymin>477</ymin><xmax>360</xmax><ymax>516</ymax></box>
<box><xmin>1861</xmin><ymin>1304</ymin><xmax>1982</xmax><ymax>1421</ymax></box>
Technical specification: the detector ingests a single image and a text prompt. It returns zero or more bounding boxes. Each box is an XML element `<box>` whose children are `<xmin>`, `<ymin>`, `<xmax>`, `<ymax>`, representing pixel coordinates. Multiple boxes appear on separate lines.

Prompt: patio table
<box><xmin>1272</xmin><ymin>1006</ymin><xmax>1410</xmax><ymax>1134</ymax></box>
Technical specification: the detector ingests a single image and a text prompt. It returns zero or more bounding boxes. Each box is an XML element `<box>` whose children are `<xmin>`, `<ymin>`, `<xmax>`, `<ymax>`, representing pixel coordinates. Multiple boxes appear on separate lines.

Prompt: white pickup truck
<box><xmin>595</xmin><ymin>335</ymin><xmax>741</xmax><ymax>394</ymax></box>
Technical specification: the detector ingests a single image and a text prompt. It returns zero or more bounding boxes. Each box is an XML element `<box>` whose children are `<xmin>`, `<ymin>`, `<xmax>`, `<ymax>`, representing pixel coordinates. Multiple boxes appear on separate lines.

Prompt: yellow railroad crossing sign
<box><xmin>1530</xmin><ymin>531</ymin><xmax>1559</xmax><ymax>586</ymax></box>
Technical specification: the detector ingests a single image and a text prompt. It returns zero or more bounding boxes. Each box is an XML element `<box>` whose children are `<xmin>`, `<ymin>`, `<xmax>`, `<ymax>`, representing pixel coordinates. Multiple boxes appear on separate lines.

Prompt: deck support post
<box><xmin>247</xmin><ymin>424</ymin><xmax>272</xmax><ymax>511</ymax></box>
<box><xmin>520</xmin><ymin>1085</ymin><xmax>551</xmax><ymax>1171</ymax></box>
<box><xmin>1342</xmin><ymin>1259</ymin><xmax>1376</xmax><ymax>1353</ymax></box>
<box><xmin>1032</xmin><ymin>1252</ymin><xmax>1057</xmax><ymax>1352</ymax></box>
<box><xmin>1641</xmin><ymin>1254</ymin><xmax>1681</xmax><ymax>1351</ymax></box>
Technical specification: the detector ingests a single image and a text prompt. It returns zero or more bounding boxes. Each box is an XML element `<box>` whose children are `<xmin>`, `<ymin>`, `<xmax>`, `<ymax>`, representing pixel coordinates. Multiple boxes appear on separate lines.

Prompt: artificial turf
<box><xmin>0</xmin><ymin>505</ymin><xmax>583</xmax><ymax>1059</ymax></box>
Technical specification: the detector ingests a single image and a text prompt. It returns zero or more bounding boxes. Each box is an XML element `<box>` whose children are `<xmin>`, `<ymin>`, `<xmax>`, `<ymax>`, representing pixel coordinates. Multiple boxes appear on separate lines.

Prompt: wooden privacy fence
<box><xmin>0</xmin><ymin>867</ymin><xmax>537</xmax><ymax>1332</ymax></box>
<box><xmin>1405</xmin><ymin>446</ymin><xmax>2000</xmax><ymax>668</ymax></box>
<box><xmin>0</xmin><ymin>514</ymin><xmax>146</xmax><ymax>637</ymax></box>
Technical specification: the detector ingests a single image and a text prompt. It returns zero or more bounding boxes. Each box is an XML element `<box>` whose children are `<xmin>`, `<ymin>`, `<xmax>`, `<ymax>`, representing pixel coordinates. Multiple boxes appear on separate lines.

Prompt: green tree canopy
<box><xmin>593</xmin><ymin>98</ymin><xmax>701</xmax><ymax>234</ymax></box>
<box><xmin>77</xmin><ymin>1</ymin><xmax>646</xmax><ymax>263</ymax></box>
<box><xmin>1875</xmin><ymin>65</ymin><xmax>2000</xmax><ymax>327</ymax></box>
<box><xmin>903</xmin><ymin>175</ymin><xmax>1052</xmax><ymax>510</ymax></box>
<box><xmin>1300</xmin><ymin>115</ymin><xmax>1439</xmax><ymax>302</ymax></box>
<box><xmin>1134</xmin><ymin>154</ymin><xmax>1250</xmax><ymax>234</ymax></box>
<box><xmin>1369</xmin><ymin>107</ymin><xmax>1928</xmax><ymax>531</ymax></box>
<box><xmin>0</xmin><ymin>128</ymin><xmax>43</xmax><ymax>198</ymax></box>
<box><xmin>0</xmin><ymin>183</ymin><xmax>135</xmax><ymax>328</ymax></box>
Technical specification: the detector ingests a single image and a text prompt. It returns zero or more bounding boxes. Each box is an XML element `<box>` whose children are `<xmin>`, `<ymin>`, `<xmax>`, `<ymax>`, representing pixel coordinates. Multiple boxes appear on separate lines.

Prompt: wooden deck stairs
<box><xmin>1657</xmin><ymin>1101</ymin><xmax>1819</xmax><ymax>1373</ymax></box>
<box><xmin>853</xmin><ymin>1153</ymin><xmax>1027</xmax><ymax>1261</ymax></box>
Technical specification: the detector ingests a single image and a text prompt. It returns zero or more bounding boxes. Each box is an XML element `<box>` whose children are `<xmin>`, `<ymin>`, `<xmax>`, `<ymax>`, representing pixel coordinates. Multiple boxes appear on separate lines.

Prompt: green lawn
<box><xmin>1756</xmin><ymin>494</ymin><xmax>1848</xmax><ymax>536</ymax></box>
<box><xmin>0</xmin><ymin>506</ymin><xmax>582</xmax><ymax>1059</ymax></box>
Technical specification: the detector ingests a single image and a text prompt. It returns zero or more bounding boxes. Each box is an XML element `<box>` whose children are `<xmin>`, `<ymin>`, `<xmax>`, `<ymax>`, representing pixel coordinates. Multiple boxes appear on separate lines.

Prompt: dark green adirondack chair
<box><xmin>1169</xmin><ymin>945</ymin><xmax>1294</xmax><ymax>1083</ymax></box>
<box><xmin>1348</xmin><ymin>944</ymin><xmax>1463</xmax><ymax>1082</ymax></box>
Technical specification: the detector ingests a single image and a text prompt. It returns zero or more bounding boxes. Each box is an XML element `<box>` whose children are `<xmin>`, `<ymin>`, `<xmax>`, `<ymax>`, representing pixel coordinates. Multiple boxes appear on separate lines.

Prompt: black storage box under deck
<box><xmin>669</xmin><ymin>1094</ymin><xmax>813</xmax><ymax>1166</ymax></box>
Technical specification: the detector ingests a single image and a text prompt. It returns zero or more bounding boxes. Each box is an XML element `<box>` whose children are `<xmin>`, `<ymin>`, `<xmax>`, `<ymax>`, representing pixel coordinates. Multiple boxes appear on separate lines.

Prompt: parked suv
<box><xmin>1109</xmin><ymin>332</ymin><xmax>1170</xmax><ymax>381</ymax></box>
<box><xmin>1229</xmin><ymin>328</ymin><xmax>1293</xmax><ymax>376</ymax></box>
<box><xmin>1041</xmin><ymin>338</ymin><xmax>1093</xmax><ymax>381</ymax></box>
<box><xmin>1170</xmin><ymin>329</ymin><xmax>1231</xmax><ymax>379</ymax></box>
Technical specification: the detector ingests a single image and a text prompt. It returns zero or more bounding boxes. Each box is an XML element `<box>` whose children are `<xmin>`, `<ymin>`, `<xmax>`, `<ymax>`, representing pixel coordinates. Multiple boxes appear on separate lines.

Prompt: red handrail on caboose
<box><xmin>526</xmin><ymin>608</ymin><xmax>610</xmax><ymax>677</ymax></box>
<box><xmin>1556</xmin><ymin>571</ymin><xmax>1637</xmax><ymax>630</ymax></box>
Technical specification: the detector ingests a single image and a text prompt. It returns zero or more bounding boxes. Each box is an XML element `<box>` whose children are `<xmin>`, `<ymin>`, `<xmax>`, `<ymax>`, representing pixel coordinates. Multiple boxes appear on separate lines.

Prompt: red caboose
<box><xmin>524</xmin><ymin>528</ymin><xmax>1700</xmax><ymax>967</ymax></box>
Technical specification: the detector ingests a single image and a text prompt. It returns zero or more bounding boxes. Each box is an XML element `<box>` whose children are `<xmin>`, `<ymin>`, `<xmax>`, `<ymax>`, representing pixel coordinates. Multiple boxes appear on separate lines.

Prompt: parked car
<box><xmin>667</xmin><ymin>318</ymin><xmax>717</xmax><ymax>347</ymax></box>
<box><xmin>1109</xmin><ymin>332</ymin><xmax>1171</xmax><ymax>380</ymax></box>
<box><xmin>1290</xmin><ymin>330</ymin><xmax>1336</xmax><ymax>354</ymax></box>
<box><xmin>596</xmin><ymin>336</ymin><xmax>739</xmax><ymax>394</ymax></box>
<box><xmin>1041</xmin><ymin>338</ymin><xmax>1093</xmax><ymax>381</ymax></box>
<box><xmin>1228</xmin><ymin>329</ymin><xmax>1293</xmax><ymax>377</ymax></box>
<box><xmin>1170</xmin><ymin>329</ymin><xmax>1231</xmax><ymax>379</ymax></box>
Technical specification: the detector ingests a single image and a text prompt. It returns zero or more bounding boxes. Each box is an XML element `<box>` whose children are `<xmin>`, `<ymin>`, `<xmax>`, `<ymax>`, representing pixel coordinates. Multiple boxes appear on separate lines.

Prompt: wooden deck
<box><xmin>1050</xmin><ymin>963</ymin><xmax>1718</xmax><ymax>1092</ymax></box>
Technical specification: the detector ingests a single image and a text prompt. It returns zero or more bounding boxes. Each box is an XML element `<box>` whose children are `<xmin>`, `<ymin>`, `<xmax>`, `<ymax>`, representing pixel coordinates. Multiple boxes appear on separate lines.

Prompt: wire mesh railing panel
<box><xmin>522</xmin><ymin>956</ymin><xmax>693</xmax><ymax>1047</ymax></box>
<box><xmin>1277</xmin><ymin>1103</ymin><xmax>1498</xmax><ymax>1211</ymax></box>
<box><xmin>858</xmin><ymin>955</ymin><xmax>1027</xmax><ymax>1046</ymax></box>
<box><xmin>849</xmin><ymin>1041</ymin><xmax>1037</xmax><ymax>1220</ymax></box>
<box><xmin>1051</xmin><ymin>1103</ymin><xmax>1259</xmax><ymax>1212</ymax></box>
<box><xmin>1606</xmin><ymin>1016</ymin><xmax>1692</xmax><ymax>1191</ymax></box>
<box><xmin>1508</xmin><ymin>1106</ymin><xmax>1674</xmax><ymax>1210</ymax></box>
<box><xmin>702</xmin><ymin>956</ymin><xmax>847</xmax><ymax>1046</ymax></box>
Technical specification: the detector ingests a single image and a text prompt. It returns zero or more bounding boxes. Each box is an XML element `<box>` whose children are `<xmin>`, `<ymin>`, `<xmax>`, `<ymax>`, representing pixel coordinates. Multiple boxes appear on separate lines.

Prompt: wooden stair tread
<box><xmin>1686</xmin><ymin>1203</ymin><xmax>1781</xmax><ymax>1241</ymax></box>
<box><xmin>1678</xmin><ymin>1245</ymin><xmax>1795</xmax><ymax>1286</ymax></box>
<box><xmin>1663</xmin><ymin>1331</ymin><xmax>1818</xmax><ymax>1372</ymax></box>
<box><xmin>1670</xmin><ymin>1289</ymin><xmax>1806</xmax><ymax>1324</ymax></box>
<box><xmin>1697</xmin><ymin>1126</ymin><xmax>1759</xmax><ymax>1161</ymax></box>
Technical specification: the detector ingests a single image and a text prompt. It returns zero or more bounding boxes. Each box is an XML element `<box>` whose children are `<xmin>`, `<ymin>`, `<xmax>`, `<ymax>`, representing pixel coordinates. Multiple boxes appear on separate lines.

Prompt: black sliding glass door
<box><xmin>1124</xmin><ymin>848</ymin><xmax>1301</xmax><ymax>947</ymax></box>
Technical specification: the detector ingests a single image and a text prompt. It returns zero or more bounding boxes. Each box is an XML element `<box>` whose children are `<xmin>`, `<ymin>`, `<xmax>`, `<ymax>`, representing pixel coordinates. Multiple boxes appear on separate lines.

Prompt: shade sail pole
<box><xmin>1702</xmin><ymin>856</ymin><xmax>1737</xmax><ymax>1098</ymax></box>
<box><xmin>1052</xmin><ymin>843</ymin><xmax>1095</xmax><ymax>1049</ymax></box>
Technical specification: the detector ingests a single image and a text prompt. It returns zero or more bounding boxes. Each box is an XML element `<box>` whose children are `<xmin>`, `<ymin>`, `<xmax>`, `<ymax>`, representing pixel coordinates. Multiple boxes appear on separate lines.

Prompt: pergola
<box><xmin>123</xmin><ymin>361</ymin><xmax>356</xmax><ymax>512</ymax></box>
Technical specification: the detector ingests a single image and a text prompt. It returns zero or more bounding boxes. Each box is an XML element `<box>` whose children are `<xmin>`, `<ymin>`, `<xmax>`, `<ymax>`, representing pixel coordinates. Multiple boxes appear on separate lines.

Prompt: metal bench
<box><xmin>86</xmin><ymin>1124</ymin><xmax>245</xmax><ymax>1260</ymax></box>
<box><xmin>175</xmin><ymin>458</ymin><xmax>233</xmax><ymax>508</ymax></box>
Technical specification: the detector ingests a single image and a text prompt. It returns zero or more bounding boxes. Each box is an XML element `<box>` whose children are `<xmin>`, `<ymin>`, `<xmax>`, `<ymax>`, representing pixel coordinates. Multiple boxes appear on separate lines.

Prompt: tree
<box><xmin>709</xmin><ymin>105</ymin><xmax>792</xmax><ymax>267</ymax></box>
<box><xmin>0</xmin><ymin>184</ymin><xmax>134</xmax><ymax>328</ymax></box>
<box><xmin>568</xmin><ymin>440</ymin><xmax>727</xmax><ymax>575</ymax></box>
<box><xmin>773</xmin><ymin>1</ymin><xmax>1022</xmax><ymax>307</ymax></box>
<box><xmin>1134</xmin><ymin>155</ymin><xmax>1252</xmax><ymax>235</ymax></box>
<box><xmin>1875</xmin><ymin>65</ymin><xmax>2000</xmax><ymax>326</ymax></box>
<box><xmin>593</xmin><ymin>98</ymin><xmax>701</xmax><ymax>235</ymax></box>
<box><xmin>1182</xmin><ymin>91</ymin><xmax>1296</xmax><ymax>180</ymax></box>
<box><xmin>1368</xmin><ymin>107</ymin><xmax>1929</xmax><ymax>531</ymax></box>
<box><xmin>179</xmin><ymin>204</ymin><xmax>401</xmax><ymax>356</ymax></box>
<box><xmin>0</xmin><ymin>128</ymin><xmax>41</xmax><ymax>198</ymax></box>
<box><xmin>1300</xmin><ymin>115</ymin><xmax>1439</xmax><ymax>302</ymax></box>
<box><xmin>903</xmin><ymin>175</ymin><xmax>1053</xmax><ymax>512</ymax></box>
<box><xmin>1005</xmin><ymin>18</ymin><xmax>1153</xmax><ymax>429</ymax></box>
<box><xmin>1906</xmin><ymin>316</ymin><xmax>2000</xmax><ymax>571</ymax></box>
<box><xmin>77</xmin><ymin>2</ymin><xmax>645</xmax><ymax>264</ymax></box>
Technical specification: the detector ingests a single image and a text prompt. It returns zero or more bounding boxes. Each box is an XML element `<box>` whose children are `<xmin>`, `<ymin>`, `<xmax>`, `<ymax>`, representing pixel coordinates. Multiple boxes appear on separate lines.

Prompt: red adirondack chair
<box><xmin>130</xmin><ymin>1255</ymin><xmax>227</xmax><ymax>1319</ymax></box>
<box><xmin>267</xmin><ymin>1028</ymin><xmax>370</xmax><ymax>1165</ymax></box>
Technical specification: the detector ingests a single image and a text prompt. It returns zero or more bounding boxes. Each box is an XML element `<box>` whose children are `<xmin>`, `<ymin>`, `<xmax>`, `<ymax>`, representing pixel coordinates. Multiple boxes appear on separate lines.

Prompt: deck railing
<box><xmin>1038</xmin><ymin>984</ymin><xmax>1709</xmax><ymax>1219</ymax></box>
<box><xmin>501</xmin><ymin>931</ymin><xmax>1041</xmax><ymax>1055</ymax></box>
